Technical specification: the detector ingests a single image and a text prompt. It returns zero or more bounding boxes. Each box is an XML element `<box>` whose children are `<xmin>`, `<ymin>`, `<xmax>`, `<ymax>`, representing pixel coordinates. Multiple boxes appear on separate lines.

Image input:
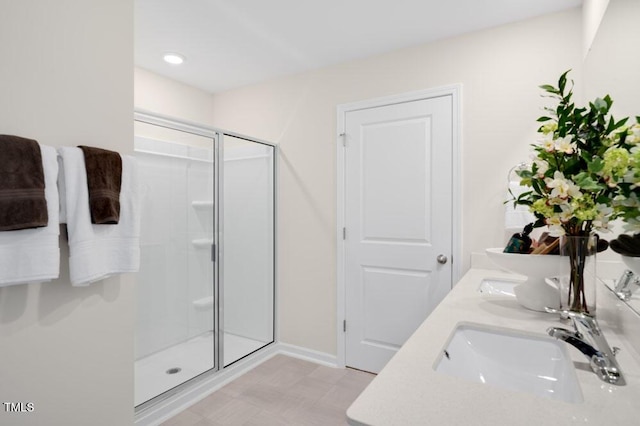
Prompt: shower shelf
<box><xmin>193</xmin><ymin>296</ymin><xmax>214</xmax><ymax>310</ymax></box>
<box><xmin>192</xmin><ymin>239</ymin><xmax>213</xmax><ymax>248</ymax></box>
<box><xmin>192</xmin><ymin>201</ymin><xmax>214</xmax><ymax>209</ymax></box>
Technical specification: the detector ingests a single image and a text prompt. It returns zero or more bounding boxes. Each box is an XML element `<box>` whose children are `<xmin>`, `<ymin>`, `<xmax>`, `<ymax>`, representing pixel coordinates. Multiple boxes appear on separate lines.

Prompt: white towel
<box><xmin>0</xmin><ymin>145</ymin><xmax>60</xmax><ymax>287</ymax></box>
<box><xmin>58</xmin><ymin>147</ymin><xmax>140</xmax><ymax>286</ymax></box>
<box><xmin>505</xmin><ymin>181</ymin><xmax>536</xmax><ymax>231</ymax></box>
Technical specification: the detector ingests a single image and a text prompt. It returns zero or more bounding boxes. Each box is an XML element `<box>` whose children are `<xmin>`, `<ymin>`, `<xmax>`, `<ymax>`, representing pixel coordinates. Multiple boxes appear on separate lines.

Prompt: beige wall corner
<box><xmin>584</xmin><ymin>0</ymin><xmax>640</xmax><ymax>118</ymax></box>
<box><xmin>583</xmin><ymin>0</ymin><xmax>611</xmax><ymax>58</ymax></box>
<box><xmin>135</xmin><ymin>67</ymin><xmax>215</xmax><ymax>126</ymax></box>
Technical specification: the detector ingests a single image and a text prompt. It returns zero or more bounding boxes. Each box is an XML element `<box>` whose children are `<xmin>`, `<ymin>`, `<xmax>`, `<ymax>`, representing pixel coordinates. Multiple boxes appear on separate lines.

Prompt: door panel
<box><xmin>361</xmin><ymin>266</ymin><xmax>431</xmax><ymax>348</ymax></box>
<box><xmin>345</xmin><ymin>95</ymin><xmax>452</xmax><ymax>373</ymax></box>
<box><xmin>362</xmin><ymin>118</ymin><xmax>431</xmax><ymax>243</ymax></box>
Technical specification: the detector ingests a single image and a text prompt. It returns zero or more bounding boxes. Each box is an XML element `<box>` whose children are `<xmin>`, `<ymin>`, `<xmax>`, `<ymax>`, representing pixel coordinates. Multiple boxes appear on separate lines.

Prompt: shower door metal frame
<box><xmin>133</xmin><ymin>110</ymin><xmax>278</xmax><ymax>415</ymax></box>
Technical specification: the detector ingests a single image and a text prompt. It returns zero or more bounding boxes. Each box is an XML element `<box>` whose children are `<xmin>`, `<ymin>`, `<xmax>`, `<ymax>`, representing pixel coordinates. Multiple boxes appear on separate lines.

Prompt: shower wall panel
<box><xmin>134</xmin><ymin>131</ymin><xmax>214</xmax><ymax>360</ymax></box>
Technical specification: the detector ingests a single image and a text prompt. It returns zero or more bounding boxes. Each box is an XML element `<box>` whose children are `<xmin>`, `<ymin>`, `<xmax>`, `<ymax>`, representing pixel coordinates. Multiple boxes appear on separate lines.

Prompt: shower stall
<box><xmin>133</xmin><ymin>113</ymin><xmax>275</xmax><ymax>408</ymax></box>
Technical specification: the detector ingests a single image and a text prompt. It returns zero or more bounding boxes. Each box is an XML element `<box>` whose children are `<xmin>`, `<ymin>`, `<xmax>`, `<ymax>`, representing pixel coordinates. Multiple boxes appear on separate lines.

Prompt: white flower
<box><xmin>559</xmin><ymin>205</ymin><xmax>574</xmax><ymax>221</ymax></box>
<box><xmin>627</xmin><ymin>123</ymin><xmax>640</xmax><ymax>145</ymax></box>
<box><xmin>592</xmin><ymin>204</ymin><xmax>613</xmax><ymax>231</ymax></box>
<box><xmin>607</xmin><ymin>126</ymin><xmax>627</xmax><ymax>144</ymax></box>
<box><xmin>541</xmin><ymin>121</ymin><xmax>558</xmax><ymax>135</ymax></box>
<box><xmin>597</xmin><ymin>203</ymin><xmax>613</xmax><ymax>216</ymax></box>
<box><xmin>539</xmin><ymin>133</ymin><xmax>555</xmax><ymax>152</ymax></box>
<box><xmin>545</xmin><ymin>171</ymin><xmax>582</xmax><ymax>201</ymax></box>
<box><xmin>554</xmin><ymin>135</ymin><xmax>576</xmax><ymax>154</ymax></box>
<box><xmin>545</xmin><ymin>215</ymin><xmax>565</xmax><ymax>236</ymax></box>
<box><xmin>617</xmin><ymin>192</ymin><xmax>640</xmax><ymax>207</ymax></box>
<box><xmin>533</xmin><ymin>159</ymin><xmax>549</xmax><ymax>178</ymax></box>
<box><xmin>623</xmin><ymin>217</ymin><xmax>640</xmax><ymax>232</ymax></box>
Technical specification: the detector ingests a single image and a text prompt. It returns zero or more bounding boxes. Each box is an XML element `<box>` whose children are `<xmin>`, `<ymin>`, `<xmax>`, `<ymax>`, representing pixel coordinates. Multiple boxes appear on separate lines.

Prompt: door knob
<box><xmin>437</xmin><ymin>254</ymin><xmax>448</xmax><ymax>264</ymax></box>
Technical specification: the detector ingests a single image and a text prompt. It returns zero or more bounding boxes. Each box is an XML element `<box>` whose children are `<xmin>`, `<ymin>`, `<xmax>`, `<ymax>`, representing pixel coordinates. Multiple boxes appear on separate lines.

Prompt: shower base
<box><xmin>135</xmin><ymin>332</ymin><xmax>267</xmax><ymax>406</ymax></box>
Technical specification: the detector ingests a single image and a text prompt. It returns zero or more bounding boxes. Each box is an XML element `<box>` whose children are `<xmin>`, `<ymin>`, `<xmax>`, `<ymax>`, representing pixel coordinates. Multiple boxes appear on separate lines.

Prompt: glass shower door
<box><xmin>133</xmin><ymin>120</ymin><xmax>216</xmax><ymax>407</ymax></box>
<box><xmin>222</xmin><ymin>135</ymin><xmax>275</xmax><ymax>366</ymax></box>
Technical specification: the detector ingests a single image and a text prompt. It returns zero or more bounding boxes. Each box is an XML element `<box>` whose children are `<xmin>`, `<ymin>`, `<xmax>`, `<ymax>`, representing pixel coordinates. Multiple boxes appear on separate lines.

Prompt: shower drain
<box><xmin>165</xmin><ymin>367</ymin><xmax>182</xmax><ymax>375</ymax></box>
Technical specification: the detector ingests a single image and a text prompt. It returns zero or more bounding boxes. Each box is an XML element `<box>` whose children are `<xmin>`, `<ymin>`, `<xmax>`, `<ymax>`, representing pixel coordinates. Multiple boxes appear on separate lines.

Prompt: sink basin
<box><xmin>434</xmin><ymin>323</ymin><xmax>583</xmax><ymax>403</ymax></box>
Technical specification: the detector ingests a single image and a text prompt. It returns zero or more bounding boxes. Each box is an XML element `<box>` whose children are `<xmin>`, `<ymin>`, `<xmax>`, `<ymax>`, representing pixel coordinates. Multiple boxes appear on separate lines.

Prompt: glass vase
<box><xmin>558</xmin><ymin>235</ymin><xmax>597</xmax><ymax>315</ymax></box>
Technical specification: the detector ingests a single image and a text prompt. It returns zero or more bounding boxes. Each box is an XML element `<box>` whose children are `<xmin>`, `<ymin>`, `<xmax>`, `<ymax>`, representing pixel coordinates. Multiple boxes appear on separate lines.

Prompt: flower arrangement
<box><xmin>512</xmin><ymin>70</ymin><xmax>640</xmax><ymax>313</ymax></box>
<box><xmin>514</xmin><ymin>70</ymin><xmax>640</xmax><ymax>237</ymax></box>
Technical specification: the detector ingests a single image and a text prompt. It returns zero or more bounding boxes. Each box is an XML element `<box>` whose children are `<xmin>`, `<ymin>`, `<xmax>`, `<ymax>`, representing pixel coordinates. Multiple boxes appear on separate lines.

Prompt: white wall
<box><xmin>135</xmin><ymin>67</ymin><xmax>215</xmax><ymax>127</ymax></box>
<box><xmin>583</xmin><ymin>0</ymin><xmax>611</xmax><ymax>57</ymax></box>
<box><xmin>0</xmin><ymin>1</ymin><xmax>134</xmax><ymax>425</ymax></box>
<box><xmin>584</xmin><ymin>0</ymin><xmax>640</xmax><ymax>118</ymax></box>
<box><xmin>210</xmin><ymin>9</ymin><xmax>583</xmax><ymax>356</ymax></box>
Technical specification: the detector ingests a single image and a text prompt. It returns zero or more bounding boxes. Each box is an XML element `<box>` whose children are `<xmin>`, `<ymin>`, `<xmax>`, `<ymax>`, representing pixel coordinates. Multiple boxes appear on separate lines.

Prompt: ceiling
<box><xmin>135</xmin><ymin>0</ymin><xmax>582</xmax><ymax>94</ymax></box>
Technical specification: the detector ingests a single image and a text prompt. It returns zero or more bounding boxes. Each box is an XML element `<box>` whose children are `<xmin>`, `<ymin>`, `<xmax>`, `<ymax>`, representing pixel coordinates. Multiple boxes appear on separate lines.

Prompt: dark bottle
<box><xmin>504</xmin><ymin>223</ymin><xmax>533</xmax><ymax>254</ymax></box>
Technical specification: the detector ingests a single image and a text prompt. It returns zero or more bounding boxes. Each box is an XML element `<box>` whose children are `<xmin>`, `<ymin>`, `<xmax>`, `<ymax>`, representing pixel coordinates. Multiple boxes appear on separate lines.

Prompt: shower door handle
<box><xmin>211</xmin><ymin>244</ymin><xmax>216</xmax><ymax>262</ymax></box>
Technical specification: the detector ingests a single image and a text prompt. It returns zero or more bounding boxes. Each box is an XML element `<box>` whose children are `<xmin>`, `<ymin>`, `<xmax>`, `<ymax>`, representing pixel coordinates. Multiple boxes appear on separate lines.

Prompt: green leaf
<box><xmin>574</xmin><ymin>172</ymin><xmax>603</xmax><ymax>191</ymax></box>
<box><xmin>517</xmin><ymin>169</ymin><xmax>533</xmax><ymax>179</ymax></box>
<box><xmin>605</xmin><ymin>116</ymin><xmax>616</xmax><ymax>133</ymax></box>
<box><xmin>536</xmin><ymin>116</ymin><xmax>553</xmax><ymax>122</ymax></box>
<box><xmin>539</xmin><ymin>84</ymin><xmax>559</xmax><ymax>94</ymax></box>
<box><xmin>519</xmin><ymin>177</ymin><xmax>532</xmax><ymax>187</ymax></box>
<box><xmin>615</xmin><ymin>117</ymin><xmax>629</xmax><ymax>128</ymax></box>
<box><xmin>559</xmin><ymin>70</ymin><xmax>571</xmax><ymax>94</ymax></box>
<box><xmin>588</xmin><ymin>158</ymin><xmax>604</xmax><ymax>173</ymax></box>
<box><xmin>595</xmin><ymin>98</ymin><xmax>607</xmax><ymax>112</ymax></box>
<box><xmin>516</xmin><ymin>191</ymin><xmax>533</xmax><ymax>202</ymax></box>
<box><xmin>531</xmin><ymin>178</ymin><xmax>544</xmax><ymax>195</ymax></box>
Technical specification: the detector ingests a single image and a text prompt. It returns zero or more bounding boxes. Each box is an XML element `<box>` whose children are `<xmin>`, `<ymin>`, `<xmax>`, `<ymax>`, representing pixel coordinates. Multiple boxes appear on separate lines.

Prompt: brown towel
<box><xmin>0</xmin><ymin>135</ymin><xmax>48</xmax><ymax>231</ymax></box>
<box><xmin>78</xmin><ymin>146</ymin><xmax>122</xmax><ymax>224</ymax></box>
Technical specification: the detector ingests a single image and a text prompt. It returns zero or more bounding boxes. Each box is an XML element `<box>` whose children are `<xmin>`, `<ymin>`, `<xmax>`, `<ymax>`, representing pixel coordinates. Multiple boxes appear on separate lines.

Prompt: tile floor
<box><xmin>161</xmin><ymin>354</ymin><xmax>375</xmax><ymax>426</ymax></box>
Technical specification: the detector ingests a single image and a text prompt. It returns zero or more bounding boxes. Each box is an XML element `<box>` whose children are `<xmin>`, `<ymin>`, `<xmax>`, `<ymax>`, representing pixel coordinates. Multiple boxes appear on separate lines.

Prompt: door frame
<box><xmin>335</xmin><ymin>85</ymin><xmax>462</xmax><ymax>368</ymax></box>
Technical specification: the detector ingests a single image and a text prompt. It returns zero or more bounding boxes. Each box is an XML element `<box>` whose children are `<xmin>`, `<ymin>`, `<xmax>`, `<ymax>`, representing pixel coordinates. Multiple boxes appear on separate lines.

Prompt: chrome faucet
<box><xmin>547</xmin><ymin>312</ymin><xmax>625</xmax><ymax>385</ymax></box>
<box><xmin>614</xmin><ymin>270</ymin><xmax>640</xmax><ymax>301</ymax></box>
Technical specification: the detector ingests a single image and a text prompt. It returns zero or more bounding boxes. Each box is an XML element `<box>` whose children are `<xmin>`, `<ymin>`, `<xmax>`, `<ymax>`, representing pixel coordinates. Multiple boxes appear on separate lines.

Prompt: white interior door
<box><xmin>344</xmin><ymin>95</ymin><xmax>453</xmax><ymax>373</ymax></box>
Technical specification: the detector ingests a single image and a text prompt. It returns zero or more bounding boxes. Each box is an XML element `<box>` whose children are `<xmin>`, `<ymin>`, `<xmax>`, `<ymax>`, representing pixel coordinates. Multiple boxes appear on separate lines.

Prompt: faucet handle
<box><xmin>568</xmin><ymin>312</ymin><xmax>602</xmax><ymax>336</ymax></box>
<box><xmin>545</xmin><ymin>308</ymin><xmax>601</xmax><ymax>337</ymax></box>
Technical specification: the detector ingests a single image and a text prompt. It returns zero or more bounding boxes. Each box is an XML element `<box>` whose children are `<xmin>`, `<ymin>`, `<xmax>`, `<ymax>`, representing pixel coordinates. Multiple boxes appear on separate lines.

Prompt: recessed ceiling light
<box><xmin>163</xmin><ymin>53</ymin><xmax>185</xmax><ymax>65</ymax></box>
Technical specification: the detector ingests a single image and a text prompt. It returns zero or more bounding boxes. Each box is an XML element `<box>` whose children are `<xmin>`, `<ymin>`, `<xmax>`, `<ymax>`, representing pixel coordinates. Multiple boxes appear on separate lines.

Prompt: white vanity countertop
<box><xmin>346</xmin><ymin>268</ymin><xmax>640</xmax><ymax>426</ymax></box>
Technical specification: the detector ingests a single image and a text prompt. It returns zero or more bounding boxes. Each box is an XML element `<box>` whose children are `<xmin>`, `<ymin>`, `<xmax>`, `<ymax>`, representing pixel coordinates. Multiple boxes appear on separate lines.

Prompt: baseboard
<box><xmin>276</xmin><ymin>342</ymin><xmax>338</xmax><ymax>367</ymax></box>
<box><xmin>135</xmin><ymin>342</ymin><xmax>338</xmax><ymax>425</ymax></box>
